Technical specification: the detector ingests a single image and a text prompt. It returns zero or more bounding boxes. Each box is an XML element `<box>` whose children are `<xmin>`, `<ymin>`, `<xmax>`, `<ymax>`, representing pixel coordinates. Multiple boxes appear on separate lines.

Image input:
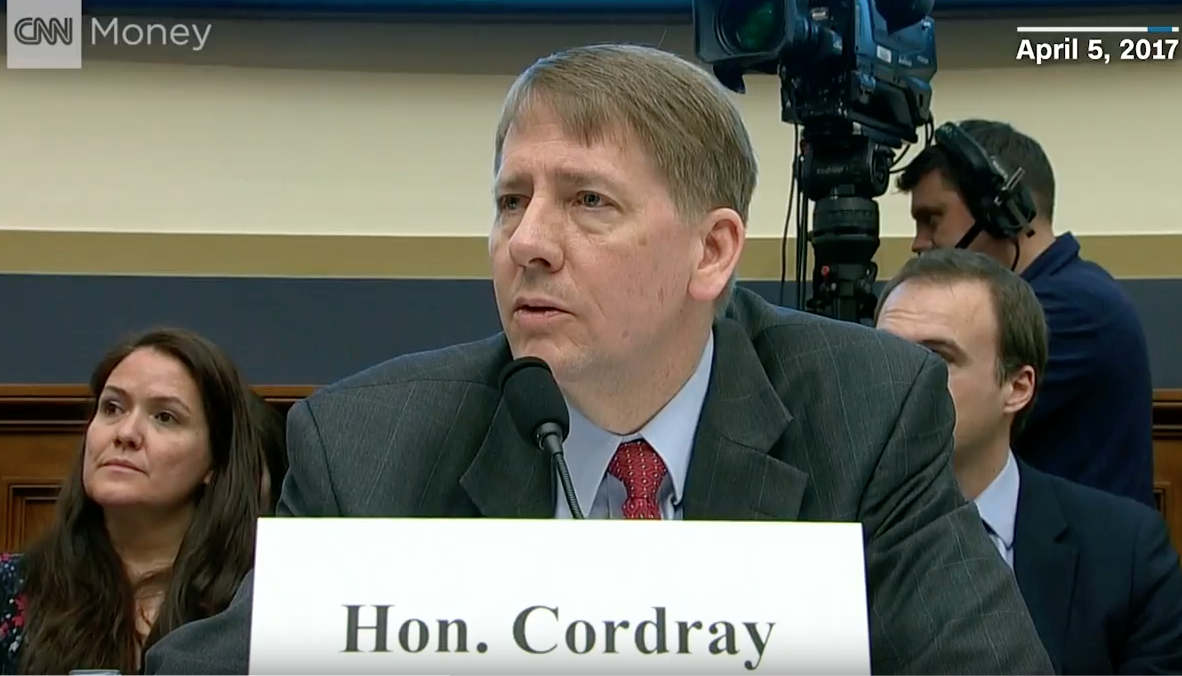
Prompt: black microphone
<box><xmin>499</xmin><ymin>356</ymin><xmax>584</xmax><ymax>519</ymax></box>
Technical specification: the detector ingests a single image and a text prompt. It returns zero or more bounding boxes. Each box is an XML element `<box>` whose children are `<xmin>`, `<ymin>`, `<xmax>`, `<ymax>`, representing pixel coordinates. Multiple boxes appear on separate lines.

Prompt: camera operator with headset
<box><xmin>895</xmin><ymin>120</ymin><xmax>1155</xmax><ymax>508</ymax></box>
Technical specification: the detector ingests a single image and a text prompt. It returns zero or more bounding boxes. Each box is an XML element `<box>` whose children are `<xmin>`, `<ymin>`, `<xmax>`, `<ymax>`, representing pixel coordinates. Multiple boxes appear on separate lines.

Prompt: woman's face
<box><xmin>83</xmin><ymin>347</ymin><xmax>214</xmax><ymax>511</ymax></box>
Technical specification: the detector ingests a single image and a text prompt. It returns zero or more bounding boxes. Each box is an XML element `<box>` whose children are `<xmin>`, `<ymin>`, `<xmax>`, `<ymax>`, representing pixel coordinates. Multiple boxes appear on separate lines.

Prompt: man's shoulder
<box><xmin>1033</xmin><ymin>254</ymin><xmax>1144</xmax><ymax>328</ymax></box>
<box><xmin>288</xmin><ymin>336</ymin><xmax>510</xmax><ymax>504</ymax></box>
<box><xmin>1027</xmin><ymin>464</ymin><xmax>1163</xmax><ymax>540</ymax></box>
<box><xmin>723</xmin><ymin>287</ymin><xmax>946</xmax><ymax>465</ymax></box>
<box><xmin>307</xmin><ymin>334</ymin><xmax>508</xmax><ymax>406</ymax></box>
<box><xmin>727</xmin><ymin>286</ymin><xmax>937</xmax><ymax>380</ymax></box>
<box><xmin>1028</xmin><ymin>252</ymin><xmax>1150</xmax><ymax>389</ymax></box>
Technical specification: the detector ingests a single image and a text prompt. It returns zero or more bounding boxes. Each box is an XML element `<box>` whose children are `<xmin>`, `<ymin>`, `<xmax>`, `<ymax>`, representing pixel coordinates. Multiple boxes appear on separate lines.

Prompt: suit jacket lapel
<box><xmin>459</xmin><ymin>339</ymin><xmax>555</xmax><ymax>518</ymax></box>
<box><xmin>1013</xmin><ymin>463</ymin><xmax>1078</xmax><ymax>674</ymax></box>
<box><xmin>682</xmin><ymin>318</ymin><xmax>808</xmax><ymax>521</ymax></box>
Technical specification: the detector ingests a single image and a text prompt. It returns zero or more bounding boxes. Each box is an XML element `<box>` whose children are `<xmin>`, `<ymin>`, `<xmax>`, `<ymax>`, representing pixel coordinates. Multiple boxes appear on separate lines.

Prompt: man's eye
<box><xmin>577</xmin><ymin>192</ymin><xmax>605</xmax><ymax>208</ymax></box>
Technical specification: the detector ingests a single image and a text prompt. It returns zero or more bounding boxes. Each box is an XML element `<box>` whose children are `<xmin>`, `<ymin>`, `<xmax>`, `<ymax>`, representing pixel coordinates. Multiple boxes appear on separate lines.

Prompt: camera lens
<box><xmin>721</xmin><ymin>0</ymin><xmax>783</xmax><ymax>53</ymax></box>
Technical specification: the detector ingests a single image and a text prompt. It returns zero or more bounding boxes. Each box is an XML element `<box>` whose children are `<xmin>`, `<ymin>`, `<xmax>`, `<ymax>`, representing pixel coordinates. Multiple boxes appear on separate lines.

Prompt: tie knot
<box><xmin>607</xmin><ymin>440</ymin><xmax>667</xmax><ymax>505</ymax></box>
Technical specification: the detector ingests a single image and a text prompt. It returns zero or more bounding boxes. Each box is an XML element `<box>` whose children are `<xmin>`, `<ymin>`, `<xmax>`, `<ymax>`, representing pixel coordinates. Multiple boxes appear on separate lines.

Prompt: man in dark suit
<box><xmin>146</xmin><ymin>44</ymin><xmax>1050</xmax><ymax>674</ymax></box>
<box><xmin>876</xmin><ymin>248</ymin><xmax>1182</xmax><ymax>674</ymax></box>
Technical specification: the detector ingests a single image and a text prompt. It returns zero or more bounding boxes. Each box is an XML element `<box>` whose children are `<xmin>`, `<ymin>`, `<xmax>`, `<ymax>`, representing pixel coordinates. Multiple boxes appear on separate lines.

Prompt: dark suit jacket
<box><xmin>1014</xmin><ymin>461</ymin><xmax>1182</xmax><ymax>674</ymax></box>
<box><xmin>146</xmin><ymin>287</ymin><xmax>1051</xmax><ymax>675</ymax></box>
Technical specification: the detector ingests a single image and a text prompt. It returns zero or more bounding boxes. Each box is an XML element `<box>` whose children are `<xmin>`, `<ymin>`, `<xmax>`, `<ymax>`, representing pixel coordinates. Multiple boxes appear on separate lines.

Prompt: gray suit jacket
<box><xmin>146</xmin><ymin>287</ymin><xmax>1052</xmax><ymax>675</ymax></box>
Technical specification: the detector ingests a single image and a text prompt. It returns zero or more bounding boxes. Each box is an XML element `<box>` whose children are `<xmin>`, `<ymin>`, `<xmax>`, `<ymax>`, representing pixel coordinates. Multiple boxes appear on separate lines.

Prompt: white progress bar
<box><xmin>1016</xmin><ymin>26</ymin><xmax>1180</xmax><ymax>33</ymax></box>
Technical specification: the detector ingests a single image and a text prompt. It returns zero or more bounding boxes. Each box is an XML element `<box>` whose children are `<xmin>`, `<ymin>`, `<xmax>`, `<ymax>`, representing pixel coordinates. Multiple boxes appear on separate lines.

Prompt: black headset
<box><xmin>931</xmin><ymin>122</ymin><xmax>1039</xmax><ymax>248</ymax></box>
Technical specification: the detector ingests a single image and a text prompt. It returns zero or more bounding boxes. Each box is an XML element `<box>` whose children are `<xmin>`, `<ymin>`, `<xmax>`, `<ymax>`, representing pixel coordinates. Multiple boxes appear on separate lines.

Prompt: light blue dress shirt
<box><xmin>973</xmin><ymin>450</ymin><xmax>1021</xmax><ymax>568</ymax></box>
<box><xmin>555</xmin><ymin>331</ymin><xmax>714</xmax><ymax>520</ymax></box>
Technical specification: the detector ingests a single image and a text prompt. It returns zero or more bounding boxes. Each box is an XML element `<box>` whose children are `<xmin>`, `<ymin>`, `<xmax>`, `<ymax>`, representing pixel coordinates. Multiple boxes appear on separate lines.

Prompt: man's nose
<box><xmin>507</xmin><ymin>199</ymin><xmax>564</xmax><ymax>271</ymax></box>
<box><xmin>911</xmin><ymin>233</ymin><xmax>933</xmax><ymax>254</ymax></box>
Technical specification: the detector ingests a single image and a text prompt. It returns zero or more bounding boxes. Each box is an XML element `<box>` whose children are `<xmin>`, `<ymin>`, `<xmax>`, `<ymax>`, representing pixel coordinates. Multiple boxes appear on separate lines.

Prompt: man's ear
<box><xmin>1002</xmin><ymin>364</ymin><xmax>1036</xmax><ymax>415</ymax></box>
<box><xmin>688</xmin><ymin>207</ymin><xmax>745</xmax><ymax>304</ymax></box>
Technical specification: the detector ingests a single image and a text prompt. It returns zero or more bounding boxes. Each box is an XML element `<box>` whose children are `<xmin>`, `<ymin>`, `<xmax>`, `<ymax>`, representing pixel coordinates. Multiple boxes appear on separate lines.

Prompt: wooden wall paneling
<box><xmin>1153</xmin><ymin>390</ymin><xmax>1182</xmax><ymax>554</ymax></box>
<box><xmin>4</xmin><ymin>480</ymin><xmax>61</xmax><ymax>551</ymax></box>
<box><xmin>0</xmin><ymin>386</ymin><xmax>89</xmax><ymax>552</ymax></box>
<box><xmin>0</xmin><ymin>384</ymin><xmax>313</xmax><ymax>551</ymax></box>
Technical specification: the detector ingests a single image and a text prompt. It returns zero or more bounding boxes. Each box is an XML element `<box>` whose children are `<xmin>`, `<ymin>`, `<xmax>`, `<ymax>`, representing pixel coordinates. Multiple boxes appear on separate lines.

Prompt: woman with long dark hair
<box><xmin>0</xmin><ymin>328</ymin><xmax>269</xmax><ymax>674</ymax></box>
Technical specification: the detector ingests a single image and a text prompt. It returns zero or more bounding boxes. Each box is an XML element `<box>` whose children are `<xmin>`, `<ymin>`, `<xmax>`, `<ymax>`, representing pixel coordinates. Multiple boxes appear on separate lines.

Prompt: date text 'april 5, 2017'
<box><xmin>1017</xmin><ymin>36</ymin><xmax>1178</xmax><ymax>64</ymax></box>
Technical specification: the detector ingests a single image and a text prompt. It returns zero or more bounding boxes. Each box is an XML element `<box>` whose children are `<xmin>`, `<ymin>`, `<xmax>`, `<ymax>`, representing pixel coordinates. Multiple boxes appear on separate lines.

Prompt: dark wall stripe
<box><xmin>2</xmin><ymin>274</ymin><xmax>1178</xmax><ymax>388</ymax></box>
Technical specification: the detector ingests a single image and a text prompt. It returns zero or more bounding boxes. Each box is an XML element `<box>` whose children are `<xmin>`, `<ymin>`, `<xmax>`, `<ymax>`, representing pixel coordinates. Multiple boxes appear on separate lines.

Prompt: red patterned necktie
<box><xmin>606</xmin><ymin>439</ymin><xmax>668</xmax><ymax>519</ymax></box>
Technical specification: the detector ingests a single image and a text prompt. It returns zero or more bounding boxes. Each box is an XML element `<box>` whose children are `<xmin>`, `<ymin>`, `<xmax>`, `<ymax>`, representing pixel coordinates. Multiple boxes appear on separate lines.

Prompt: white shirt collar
<box><xmin>973</xmin><ymin>450</ymin><xmax>1020</xmax><ymax>550</ymax></box>
<box><xmin>563</xmin><ymin>331</ymin><xmax>715</xmax><ymax>514</ymax></box>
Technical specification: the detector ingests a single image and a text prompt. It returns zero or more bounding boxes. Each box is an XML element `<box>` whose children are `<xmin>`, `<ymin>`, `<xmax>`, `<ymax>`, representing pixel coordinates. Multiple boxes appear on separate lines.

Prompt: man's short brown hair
<box><xmin>875</xmin><ymin>249</ymin><xmax>1049</xmax><ymax>440</ymax></box>
<box><xmin>896</xmin><ymin>119</ymin><xmax>1056</xmax><ymax>222</ymax></box>
<box><xmin>493</xmin><ymin>43</ymin><xmax>759</xmax><ymax>224</ymax></box>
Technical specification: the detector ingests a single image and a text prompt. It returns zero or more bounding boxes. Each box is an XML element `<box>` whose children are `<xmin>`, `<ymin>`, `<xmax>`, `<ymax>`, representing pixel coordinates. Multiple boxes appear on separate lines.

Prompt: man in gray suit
<box><xmin>146</xmin><ymin>44</ymin><xmax>1051</xmax><ymax>674</ymax></box>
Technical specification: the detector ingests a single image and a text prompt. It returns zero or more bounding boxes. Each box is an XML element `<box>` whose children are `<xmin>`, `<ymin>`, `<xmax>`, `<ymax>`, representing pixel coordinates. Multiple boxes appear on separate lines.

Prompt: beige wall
<box><xmin>0</xmin><ymin>13</ymin><xmax>1179</xmax><ymax>277</ymax></box>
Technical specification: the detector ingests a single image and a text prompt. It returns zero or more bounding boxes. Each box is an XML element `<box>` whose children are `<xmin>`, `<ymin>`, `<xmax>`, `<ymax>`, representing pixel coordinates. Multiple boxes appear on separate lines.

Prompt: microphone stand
<box><xmin>536</xmin><ymin>422</ymin><xmax>584</xmax><ymax>519</ymax></box>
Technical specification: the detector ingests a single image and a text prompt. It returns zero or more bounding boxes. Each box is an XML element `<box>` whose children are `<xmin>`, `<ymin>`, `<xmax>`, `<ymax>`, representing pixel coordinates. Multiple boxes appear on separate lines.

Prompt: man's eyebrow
<box><xmin>494</xmin><ymin>169</ymin><xmax>619</xmax><ymax>193</ymax></box>
<box><xmin>552</xmin><ymin>169</ymin><xmax>616</xmax><ymax>189</ymax></box>
<box><xmin>919</xmin><ymin>337</ymin><xmax>965</xmax><ymax>358</ymax></box>
<box><xmin>494</xmin><ymin>173</ymin><xmax>530</xmax><ymax>194</ymax></box>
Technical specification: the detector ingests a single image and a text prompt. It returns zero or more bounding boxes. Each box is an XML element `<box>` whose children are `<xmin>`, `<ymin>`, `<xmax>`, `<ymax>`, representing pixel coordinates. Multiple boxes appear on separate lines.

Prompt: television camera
<box><xmin>693</xmin><ymin>0</ymin><xmax>938</xmax><ymax>324</ymax></box>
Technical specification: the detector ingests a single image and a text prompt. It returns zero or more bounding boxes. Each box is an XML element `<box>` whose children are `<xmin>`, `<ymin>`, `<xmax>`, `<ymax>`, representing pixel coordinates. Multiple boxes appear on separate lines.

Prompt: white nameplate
<box><xmin>249</xmin><ymin>518</ymin><xmax>869</xmax><ymax>675</ymax></box>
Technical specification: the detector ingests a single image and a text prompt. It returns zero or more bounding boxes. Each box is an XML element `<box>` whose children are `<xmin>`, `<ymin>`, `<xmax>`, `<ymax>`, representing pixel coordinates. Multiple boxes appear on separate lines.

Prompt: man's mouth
<box><xmin>514</xmin><ymin>304</ymin><xmax>570</xmax><ymax>322</ymax></box>
<box><xmin>517</xmin><ymin>305</ymin><xmax>564</xmax><ymax>314</ymax></box>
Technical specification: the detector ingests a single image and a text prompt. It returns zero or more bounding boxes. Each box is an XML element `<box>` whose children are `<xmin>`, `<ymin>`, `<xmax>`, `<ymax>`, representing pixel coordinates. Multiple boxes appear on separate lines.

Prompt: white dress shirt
<box><xmin>973</xmin><ymin>450</ymin><xmax>1021</xmax><ymax>568</ymax></box>
<box><xmin>555</xmin><ymin>331</ymin><xmax>714</xmax><ymax>520</ymax></box>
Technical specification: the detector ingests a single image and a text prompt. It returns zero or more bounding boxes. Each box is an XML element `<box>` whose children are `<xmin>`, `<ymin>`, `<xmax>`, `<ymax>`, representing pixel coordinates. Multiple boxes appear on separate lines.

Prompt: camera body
<box><xmin>693</xmin><ymin>0</ymin><xmax>937</xmax><ymax>145</ymax></box>
<box><xmin>693</xmin><ymin>0</ymin><xmax>940</xmax><ymax>324</ymax></box>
